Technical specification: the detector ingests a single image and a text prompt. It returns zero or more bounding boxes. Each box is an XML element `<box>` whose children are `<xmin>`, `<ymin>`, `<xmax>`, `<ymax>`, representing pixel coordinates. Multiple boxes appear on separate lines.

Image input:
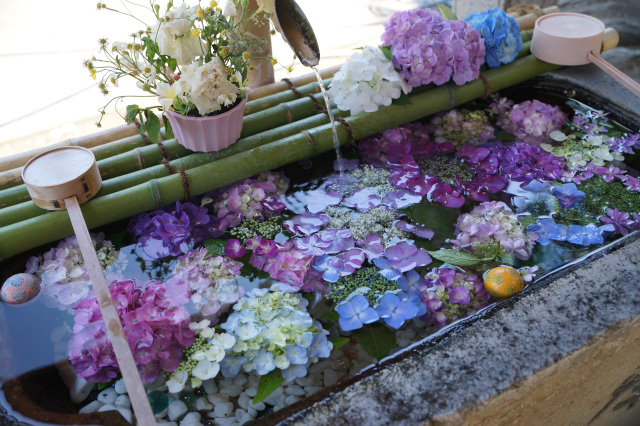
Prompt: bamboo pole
<box><xmin>515</xmin><ymin>5</ymin><xmax>560</xmax><ymax>31</ymax></box>
<box><xmin>0</xmin><ymin>53</ymin><xmax>580</xmax><ymax>260</ymax></box>
<box><xmin>244</xmin><ymin>78</ymin><xmax>332</xmax><ymax>115</ymax></box>
<box><xmin>0</xmin><ymin>109</ymin><xmax>348</xmax><ymax>228</ymax></box>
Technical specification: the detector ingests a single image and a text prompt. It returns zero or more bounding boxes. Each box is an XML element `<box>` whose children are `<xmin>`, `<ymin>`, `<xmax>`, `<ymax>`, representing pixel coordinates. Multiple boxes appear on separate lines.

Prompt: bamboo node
<box><xmin>479</xmin><ymin>73</ymin><xmax>493</xmax><ymax>99</ymax></box>
<box><xmin>301</xmin><ymin>130</ymin><xmax>317</xmax><ymax>154</ymax></box>
<box><xmin>279</xmin><ymin>103</ymin><xmax>295</xmax><ymax>123</ymax></box>
<box><xmin>133</xmin><ymin>148</ymin><xmax>144</xmax><ymax>169</ymax></box>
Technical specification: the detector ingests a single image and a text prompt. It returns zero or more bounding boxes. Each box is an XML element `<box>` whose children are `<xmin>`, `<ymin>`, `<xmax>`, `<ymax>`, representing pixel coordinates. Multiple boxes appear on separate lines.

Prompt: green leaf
<box><xmin>106</xmin><ymin>229</ymin><xmax>128</xmax><ymax>250</ymax></box>
<box><xmin>427</xmin><ymin>249</ymin><xmax>485</xmax><ymax>266</ymax></box>
<box><xmin>320</xmin><ymin>311</ymin><xmax>340</xmax><ymax>323</ymax></box>
<box><xmin>329</xmin><ymin>337</ymin><xmax>350</xmax><ymax>351</ymax></box>
<box><xmin>204</xmin><ymin>239</ymin><xmax>226</xmax><ymax>256</ymax></box>
<box><xmin>351</xmin><ymin>323</ymin><xmax>396</xmax><ymax>361</ymax></box>
<box><xmin>144</xmin><ymin>109</ymin><xmax>161</xmax><ymax>143</ymax></box>
<box><xmin>435</xmin><ymin>2</ymin><xmax>457</xmax><ymax>20</ymax></box>
<box><xmin>400</xmin><ymin>203</ymin><xmax>459</xmax><ymax>240</ymax></box>
<box><xmin>163</xmin><ymin>114</ymin><xmax>174</xmax><ymax>140</ymax></box>
<box><xmin>253</xmin><ymin>369</ymin><xmax>284</xmax><ymax>404</ymax></box>
<box><xmin>378</xmin><ymin>45</ymin><xmax>393</xmax><ymax>62</ymax></box>
<box><xmin>517</xmin><ymin>215</ymin><xmax>537</xmax><ymax>229</ymax></box>
<box><xmin>125</xmin><ymin>104</ymin><xmax>140</xmax><ymax>123</ymax></box>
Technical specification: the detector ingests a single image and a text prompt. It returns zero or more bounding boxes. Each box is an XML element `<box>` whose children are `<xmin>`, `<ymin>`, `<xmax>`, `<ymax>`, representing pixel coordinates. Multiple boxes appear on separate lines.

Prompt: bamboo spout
<box><xmin>260</xmin><ymin>0</ymin><xmax>320</xmax><ymax>67</ymax></box>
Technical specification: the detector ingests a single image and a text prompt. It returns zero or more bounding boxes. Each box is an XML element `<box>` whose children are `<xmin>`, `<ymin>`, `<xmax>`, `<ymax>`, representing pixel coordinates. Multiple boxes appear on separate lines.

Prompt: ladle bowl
<box><xmin>531</xmin><ymin>13</ymin><xmax>640</xmax><ymax>97</ymax></box>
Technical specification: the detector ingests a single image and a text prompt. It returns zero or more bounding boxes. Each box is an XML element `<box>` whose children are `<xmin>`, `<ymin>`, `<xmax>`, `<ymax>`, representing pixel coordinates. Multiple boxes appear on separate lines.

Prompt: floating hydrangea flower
<box><xmin>451</xmin><ymin>201</ymin><xmax>535</xmax><ymax>260</ymax></box>
<box><xmin>383</xmin><ymin>241</ymin><xmax>432</xmax><ymax>273</ymax></box>
<box><xmin>313</xmin><ymin>249</ymin><xmax>365</xmax><ymax>283</ymax></box>
<box><xmin>526</xmin><ymin>218</ymin><xmax>568</xmax><ymax>245</ymax></box>
<box><xmin>342</xmin><ymin>188</ymin><xmax>382</xmax><ymax>211</ymax></box>
<box><xmin>306</xmin><ymin>189</ymin><xmax>343</xmax><ymax>214</ymax></box>
<box><xmin>465</xmin><ymin>8</ymin><xmax>523</xmax><ymax>68</ymax></box>
<box><xmin>69</xmin><ymin>279</ymin><xmax>194</xmax><ymax>383</ymax></box>
<box><xmin>26</xmin><ymin>233</ymin><xmax>119</xmax><ymax>312</ymax></box>
<box><xmin>428</xmin><ymin>109</ymin><xmax>495</xmax><ymax>146</ymax></box>
<box><xmin>600</xmin><ymin>208</ymin><xmax>636</xmax><ymax>235</ymax></box>
<box><xmin>284</xmin><ymin>211</ymin><xmax>329</xmax><ymax>236</ymax></box>
<box><xmin>336</xmin><ymin>294</ymin><xmax>380</xmax><ymax>331</ymax></box>
<box><xmin>165</xmin><ymin>248</ymin><xmax>244</xmax><ymax>318</ymax></box>
<box><xmin>551</xmin><ymin>183</ymin><xmax>586</xmax><ymax>209</ymax></box>
<box><xmin>375</xmin><ymin>293</ymin><xmax>420</xmax><ymax>329</ymax></box>
<box><xmin>328</xmin><ymin>45</ymin><xmax>411</xmax><ymax>115</ymax></box>
<box><xmin>382</xmin><ymin>9</ymin><xmax>485</xmax><ymax>87</ymax></box>
<box><xmin>220</xmin><ymin>283</ymin><xmax>332</xmax><ymax>381</ymax></box>
<box><xmin>490</xmin><ymin>98</ymin><xmax>566</xmax><ymax>145</ymax></box>
<box><xmin>419</xmin><ymin>268</ymin><xmax>490</xmax><ymax>328</ymax></box>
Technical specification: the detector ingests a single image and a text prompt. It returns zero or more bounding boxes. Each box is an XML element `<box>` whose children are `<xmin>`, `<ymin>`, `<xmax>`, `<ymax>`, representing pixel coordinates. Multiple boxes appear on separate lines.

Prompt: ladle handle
<box><xmin>587</xmin><ymin>51</ymin><xmax>640</xmax><ymax>97</ymax></box>
<box><xmin>65</xmin><ymin>196</ymin><xmax>156</xmax><ymax>426</ymax></box>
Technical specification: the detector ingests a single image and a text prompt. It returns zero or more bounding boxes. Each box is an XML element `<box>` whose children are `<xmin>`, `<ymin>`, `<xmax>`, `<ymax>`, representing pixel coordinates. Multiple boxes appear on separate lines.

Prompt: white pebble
<box><xmin>195</xmin><ymin>397</ymin><xmax>213</xmax><ymax>411</ymax></box>
<box><xmin>157</xmin><ymin>422</ymin><xmax>178</xmax><ymax>426</ymax></box>
<box><xmin>262</xmin><ymin>387</ymin><xmax>283</xmax><ymax>405</ymax></box>
<box><xmin>207</xmin><ymin>393</ymin><xmax>230</xmax><ymax>404</ymax></box>
<box><xmin>232</xmin><ymin>373</ymin><xmax>248</xmax><ymax>386</ymax></box>
<box><xmin>245</xmin><ymin>386</ymin><xmax>258</xmax><ymax>398</ymax></box>
<box><xmin>220</xmin><ymin>384</ymin><xmax>243</xmax><ymax>397</ymax></box>
<box><xmin>398</xmin><ymin>338</ymin><xmax>411</xmax><ymax>348</ymax></box>
<box><xmin>114</xmin><ymin>395</ymin><xmax>130</xmax><ymax>408</ymax></box>
<box><xmin>284</xmin><ymin>395</ymin><xmax>300</xmax><ymax>406</ymax></box>
<box><xmin>168</xmin><ymin>400</ymin><xmax>188</xmax><ymax>422</ymax></box>
<box><xmin>116</xmin><ymin>407</ymin><xmax>132</xmax><ymax>423</ymax></box>
<box><xmin>180</xmin><ymin>412</ymin><xmax>201</xmax><ymax>425</ymax></box>
<box><xmin>97</xmin><ymin>387</ymin><xmax>118</xmax><ymax>404</ymax></box>
<box><xmin>309</xmin><ymin>360</ymin><xmax>332</xmax><ymax>375</ymax></box>
<box><xmin>214</xmin><ymin>418</ymin><xmax>237</xmax><ymax>426</ymax></box>
<box><xmin>98</xmin><ymin>404</ymin><xmax>117</xmax><ymax>412</ymax></box>
<box><xmin>247</xmin><ymin>407</ymin><xmax>258</xmax><ymax>417</ymax></box>
<box><xmin>285</xmin><ymin>385</ymin><xmax>305</xmax><ymax>396</ymax></box>
<box><xmin>79</xmin><ymin>400</ymin><xmax>103</xmax><ymax>414</ymax></box>
<box><xmin>329</xmin><ymin>350</ymin><xmax>344</xmax><ymax>360</ymax></box>
<box><xmin>294</xmin><ymin>377</ymin><xmax>314</xmax><ymax>387</ymax></box>
<box><xmin>246</xmin><ymin>374</ymin><xmax>260</xmax><ymax>387</ymax></box>
<box><xmin>53</xmin><ymin>341</ymin><xmax>68</xmax><ymax>356</ymax></box>
<box><xmin>324</xmin><ymin>369</ymin><xmax>338</xmax><ymax>387</ymax></box>
<box><xmin>203</xmin><ymin>379</ymin><xmax>218</xmax><ymax>394</ymax></box>
<box><xmin>305</xmin><ymin>386</ymin><xmax>322</xmax><ymax>396</ymax></box>
<box><xmin>218</xmin><ymin>377</ymin><xmax>234</xmax><ymax>388</ymax></box>
<box><xmin>235</xmin><ymin>408</ymin><xmax>247</xmax><ymax>421</ymax></box>
<box><xmin>115</xmin><ymin>378</ymin><xmax>127</xmax><ymax>394</ymax></box>
<box><xmin>213</xmin><ymin>401</ymin><xmax>234</xmax><ymax>418</ymax></box>
<box><xmin>249</xmin><ymin>400</ymin><xmax>265</xmax><ymax>411</ymax></box>
<box><xmin>237</xmin><ymin>393</ymin><xmax>251</xmax><ymax>410</ymax></box>
<box><xmin>55</xmin><ymin>360</ymin><xmax>76</xmax><ymax>388</ymax></box>
<box><xmin>70</xmin><ymin>378</ymin><xmax>94</xmax><ymax>404</ymax></box>
<box><xmin>239</xmin><ymin>413</ymin><xmax>254</xmax><ymax>425</ymax></box>
<box><xmin>50</xmin><ymin>326</ymin><xmax>68</xmax><ymax>343</ymax></box>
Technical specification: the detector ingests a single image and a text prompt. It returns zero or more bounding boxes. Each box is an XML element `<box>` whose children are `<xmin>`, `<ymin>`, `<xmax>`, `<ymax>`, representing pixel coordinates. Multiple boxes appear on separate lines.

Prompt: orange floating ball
<box><xmin>483</xmin><ymin>266</ymin><xmax>525</xmax><ymax>299</ymax></box>
<box><xmin>1</xmin><ymin>273</ymin><xmax>42</xmax><ymax>305</ymax></box>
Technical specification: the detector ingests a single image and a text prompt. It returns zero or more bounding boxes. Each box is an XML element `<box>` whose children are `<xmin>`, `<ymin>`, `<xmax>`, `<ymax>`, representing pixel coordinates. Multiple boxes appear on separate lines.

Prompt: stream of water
<box><xmin>313</xmin><ymin>66</ymin><xmax>344</xmax><ymax>175</ymax></box>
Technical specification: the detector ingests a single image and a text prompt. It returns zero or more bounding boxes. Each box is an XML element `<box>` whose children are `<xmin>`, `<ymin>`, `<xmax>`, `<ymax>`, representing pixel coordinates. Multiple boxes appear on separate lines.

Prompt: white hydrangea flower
<box><xmin>176</xmin><ymin>58</ymin><xmax>239</xmax><ymax>115</ymax></box>
<box><xmin>166</xmin><ymin>370</ymin><xmax>189</xmax><ymax>393</ymax></box>
<box><xmin>192</xmin><ymin>359</ymin><xmax>220</xmax><ymax>380</ymax></box>
<box><xmin>327</xmin><ymin>46</ymin><xmax>411</xmax><ymax>115</ymax></box>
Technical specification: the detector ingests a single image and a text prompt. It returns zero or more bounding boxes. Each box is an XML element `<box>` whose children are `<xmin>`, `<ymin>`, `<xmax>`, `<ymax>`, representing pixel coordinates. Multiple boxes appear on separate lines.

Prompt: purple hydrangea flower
<box><xmin>225</xmin><ymin>239</ymin><xmax>246</xmax><ymax>259</ymax></box>
<box><xmin>313</xmin><ymin>249</ymin><xmax>365</xmax><ymax>283</ymax></box>
<box><xmin>395</xmin><ymin>220</ymin><xmax>435</xmax><ymax>239</ymax></box>
<box><xmin>356</xmin><ymin>234</ymin><xmax>385</xmax><ymax>260</ymax></box>
<box><xmin>384</xmin><ymin>241</ymin><xmax>432</xmax><ymax>273</ymax></box>
<box><xmin>294</xmin><ymin>229</ymin><xmax>354</xmax><ymax>256</ymax></box>
<box><xmin>342</xmin><ymin>188</ymin><xmax>382</xmax><ymax>211</ymax></box>
<box><xmin>372</xmin><ymin>256</ymin><xmax>403</xmax><ymax>280</ymax></box>
<box><xmin>623</xmin><ymin>176</ymin><xmax>640</xmax><ymax>192</ymax></box>
<box><xmin>600</xmin><ymin>208</ymin><xmax>636</xmax><ymax>235</ymax></box>
<box><xmin>305</xmin><ymin>190</ymin><xmax>343</xmax><ymax>214</ymax></box>
<box><xmin>381</xmin><ymin>189</ymin><xmax>423</xmax><ymax>209</ymax></box>
<box><xmin>594</xmin><ymin>165</ymin><xmax>627</xmax><ymax>182</ymax></box>
<box><xmin>335</xmin><ymin>294</ymin><xmax>380</xmax><ymax>331</ymax></box>
<box><xmin>284</xmin><ymin>211</ymin><xmax>330</xmax><ymax>236</ymax></box>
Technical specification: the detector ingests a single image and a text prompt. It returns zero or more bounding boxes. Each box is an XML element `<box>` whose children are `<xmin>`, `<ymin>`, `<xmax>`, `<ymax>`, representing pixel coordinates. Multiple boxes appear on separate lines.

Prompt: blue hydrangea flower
<box><xmin>253</xmin><ymin>349</ymin><xmax>276</xmax><ymax>375</ymax></box>
<box><xmin>371</xmin><ymin>257</ymin><xmax>402</xmax><ymax>280</ymax></box>
<box><xmin>335</xmin><ymin>294</ymin><xmax>380</xmax><ymax>331</ymax></box>
<box><xmin>566</xmin><ymin>223</ymin><xmax>615</xmax><ymax>246</ymax></box>
<box><xmin>219</xmin><ymin>355</ymin><xmax>247</xmax><ymax>378</ymax></box>
<box><xmin>527</xmin><ymin>219</ymin><xmax>568</xmax><ymax>245</ymax></box>
<box><xmin>396</xmin><ymin>270</ymin><xmax>427</xmax><ymax>295</ymax></box>
<box><xmin>375</xmin><ymin>293</ymin><xmax>420</xmax><ymax>329</ymax></box>
<box><xmin>281</xmin><ymin>364</ymin><xmax>308</xmax><ymax>382</ymax></box>
<box><xmin>308</xmin><ymin>332</ymin><xmax>333</xmax><ymax>359</ymax></box>
<box><xmin>551</xmin><ymin>183</ymin><xmax>585</xmax><ymax>209</ymax></box>
<box><xmin>465</xmin><ymin>8</ymin><xmax>523</xmax><ymax>68</ymax></box>
<box><xmin>285</xmin><ymin>344</ymin><xmax>309</xmax><ymax>365</ymax></box>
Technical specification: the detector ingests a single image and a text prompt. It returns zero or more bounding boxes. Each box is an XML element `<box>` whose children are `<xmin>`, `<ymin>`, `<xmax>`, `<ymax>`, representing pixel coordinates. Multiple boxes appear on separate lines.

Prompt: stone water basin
<box><xmin>1</xmin><ymin>76</ymin><xmax>640</xmax><ymax>425</ymax></box>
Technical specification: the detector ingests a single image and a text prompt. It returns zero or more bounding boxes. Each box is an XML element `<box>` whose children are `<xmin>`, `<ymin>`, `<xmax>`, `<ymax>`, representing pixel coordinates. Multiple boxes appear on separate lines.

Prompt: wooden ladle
<box><xmin>531</xmin><ymin>13</ymin><xmax>640</xmax><ymax>97</ymax></box>
<box><xmin>22</xmin><ymin>147</ymin><xmax>156</xmax><ymax>426</ymax></box>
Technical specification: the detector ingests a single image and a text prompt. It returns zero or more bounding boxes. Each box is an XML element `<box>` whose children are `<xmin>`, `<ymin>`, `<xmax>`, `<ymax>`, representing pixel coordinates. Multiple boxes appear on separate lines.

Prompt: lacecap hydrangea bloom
<box><xmin>451</xmin><ymin>201</ymin><xmax>536</xmax><ymax>260</ymax></box>
<box><xmin>465</xmin><ymin>8</ymin><xmax>523</xmax><ymax>68</ymax></box>
<box><xmin>428</xmin><ymin>109</ymin><xmax>495</xmax><ymax>146</ymax></box>
<box><xmin>220</xmin><ymin>283</ymin><xmax>333</xmax><ymax>382</ymax></box>
<box><xmin>381</xmin><ymin>9</ymin><xmax>485</xmax><ymax>87</ymax></box>
<box><xmin>327</xmin><ymin>45</ymin><xmax>412</xmax><ymax>115</ymax></box>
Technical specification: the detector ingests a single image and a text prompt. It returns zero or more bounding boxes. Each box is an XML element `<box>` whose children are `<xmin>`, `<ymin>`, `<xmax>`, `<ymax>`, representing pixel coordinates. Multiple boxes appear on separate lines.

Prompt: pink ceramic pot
<box><xmin>165</xmin><ymin>97</ymin><xmax>248</xmax><ymax>152</ymax></box>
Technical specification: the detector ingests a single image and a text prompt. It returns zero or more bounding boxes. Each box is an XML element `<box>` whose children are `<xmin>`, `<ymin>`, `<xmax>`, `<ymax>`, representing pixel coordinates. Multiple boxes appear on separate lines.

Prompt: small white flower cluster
<box><xmin>220</xmin><ymin>283</ymin><xmax>332</xmax><ymax>381</ymax></box>
<box><xmin>541</xmin><ymin>132</ymin><xmax>624</xmax><ymax>169</ymax></box>
<box><xmin>328</xmin><ymin>46</ymin><xmax>411</xmax><ymax>115</ymax></box>
<box><xmin>166</xmin><ymin>319</ymin><xmax>236</xmax><ymax>393</ymax></box>
<box><xmin>151</xmin><ymin>3</ymin><xmax>203</xmax><ymax>66</ymax></box>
